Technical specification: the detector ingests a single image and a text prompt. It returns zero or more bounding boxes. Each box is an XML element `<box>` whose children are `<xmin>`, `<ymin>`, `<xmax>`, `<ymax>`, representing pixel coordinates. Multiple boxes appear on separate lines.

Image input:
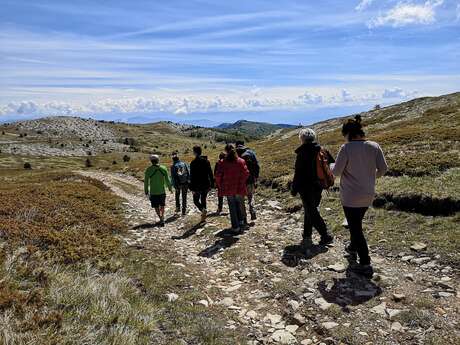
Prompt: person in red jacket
<box><xmin>215</xmin><ymin>144</ymin><xmax>250</xmax><ymax>234</ymax></box>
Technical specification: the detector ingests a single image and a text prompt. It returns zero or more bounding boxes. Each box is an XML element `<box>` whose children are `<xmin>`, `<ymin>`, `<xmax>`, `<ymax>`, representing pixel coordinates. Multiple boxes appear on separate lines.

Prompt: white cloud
<box><xmin>298</xmin><ymin>91</ymin><xmax>324</xmax><ymax>104</ymax></box>
<box><xmin>370</xmin><ymin>1</ymin><xmax>444</xmax><ymax>27</ymax></box>
<box><xmin>0</xmin><ymin>86</ymin><xmax>424</xmax><ymax>118</ymax></box>
<box><xmin>382</xmin><ymin>87</ymin><xmax>418</xmax><ymax>98</ymax></box>
<box><xmin>356</xmin><ymin>0</ymin><xmax>375</xmax><ymax>11</ymax></box>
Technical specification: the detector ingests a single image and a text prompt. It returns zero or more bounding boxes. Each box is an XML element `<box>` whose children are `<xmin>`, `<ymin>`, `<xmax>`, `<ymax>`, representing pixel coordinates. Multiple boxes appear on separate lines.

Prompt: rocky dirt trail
<box><xmin>79</xmin><ymin>171</ymin><xmax>459</xmax><ymax>345</ymax></box>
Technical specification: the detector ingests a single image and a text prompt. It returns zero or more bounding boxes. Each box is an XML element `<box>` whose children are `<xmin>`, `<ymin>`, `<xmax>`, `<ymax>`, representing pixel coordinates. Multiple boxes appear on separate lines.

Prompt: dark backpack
<box><xmin>242</xmin><ymin>151</ymin><xmax>259</xmax><ymax>182</ymax></box>
<box><xmin>174</xmin><ymin>161</ymin><xmax>189</xmax><ymax>185</ymax></box>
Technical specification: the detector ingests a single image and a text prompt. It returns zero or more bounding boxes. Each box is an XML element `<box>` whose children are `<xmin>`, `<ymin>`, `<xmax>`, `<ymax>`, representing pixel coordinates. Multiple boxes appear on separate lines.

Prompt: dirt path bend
<box><xmin>79</xmin><ymin>170</ymin><xmax>459</xmax><ymax>345</ymax></box>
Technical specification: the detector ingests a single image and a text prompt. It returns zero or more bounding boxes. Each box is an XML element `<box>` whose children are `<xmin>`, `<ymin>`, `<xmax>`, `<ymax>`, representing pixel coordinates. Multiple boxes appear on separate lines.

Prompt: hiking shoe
<box><xmin>201</xmin><ymin>209</ymin><xmax>207</xmax><ymax>222</ymax></box>
<box><xmin>319</xmin><ymin>235</ymin><xmax>334</xmax><ymax>246</ymax></box>
<box><xmin>301</xmin><ymin>238</ymin><xmax>313</xmax><ymax>254</ymax></box>
<box><xmin>158</xmin><ymin>221</ymin><xmax>165</xmax><ymax>227</ymax></box>
<box><xmin>350</xmin><ymin>263</ymin><xmax>374</xmax><ymax>278</ymax></box>
<box><xmin>250</xmin><ymin>211</ymin><xmax>257</xmax><ymax>220</ymax></box>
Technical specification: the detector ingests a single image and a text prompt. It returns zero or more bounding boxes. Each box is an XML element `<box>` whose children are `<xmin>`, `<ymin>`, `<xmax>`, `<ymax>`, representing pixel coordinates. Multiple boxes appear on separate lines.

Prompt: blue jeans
<box><xmin>227</xmin><ymin>195</ymin><xmax>245</xmax><ymax>229</ymax></box>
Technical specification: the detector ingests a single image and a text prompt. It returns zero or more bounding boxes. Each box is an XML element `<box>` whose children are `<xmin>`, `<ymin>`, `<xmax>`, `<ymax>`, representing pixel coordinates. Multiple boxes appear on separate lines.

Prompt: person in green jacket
<box><xmin>144</xmin><ymin>154</ymin><xmax>173</xmax><ymax>227</ymax></box>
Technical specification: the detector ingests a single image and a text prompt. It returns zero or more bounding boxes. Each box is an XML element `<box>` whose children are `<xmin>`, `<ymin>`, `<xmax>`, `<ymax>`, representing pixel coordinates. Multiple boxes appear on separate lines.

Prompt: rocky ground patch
<box><xmin>79</xmin><ymin>171</ymin><xmax>460</xmax><ymax>345</ymax></box>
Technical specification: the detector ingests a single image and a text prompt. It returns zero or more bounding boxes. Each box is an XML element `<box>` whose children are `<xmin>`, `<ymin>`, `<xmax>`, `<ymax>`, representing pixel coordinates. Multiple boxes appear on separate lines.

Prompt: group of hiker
<box><xmin>144</xmin><ymin>115</ymin><xmax>388</xmax><ymax>277</ymax></box>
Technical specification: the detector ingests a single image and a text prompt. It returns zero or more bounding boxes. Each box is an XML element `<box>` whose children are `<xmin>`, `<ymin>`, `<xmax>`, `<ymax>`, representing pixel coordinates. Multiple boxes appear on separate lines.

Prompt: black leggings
<box><xmin>343</xmin><ymin>207</ymin><xmax>370</xmax><ymax>265</ymax></box>
<box><xmin>193</xmin><ymin>190</ymin><xmax>208</xmax><ymax>211</ymax></box>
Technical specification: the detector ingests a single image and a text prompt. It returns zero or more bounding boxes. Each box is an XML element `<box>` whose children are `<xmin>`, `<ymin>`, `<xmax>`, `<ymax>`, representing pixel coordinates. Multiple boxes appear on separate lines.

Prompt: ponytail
<box><xmin>342</xmin><ymin>115</ymin><xmax>365</xmax><ymax>140</ymax></box>
<box><xmin>224</xmin><ymin>144</ymin><xmax>237</xmax><ymax>161</ymax></box>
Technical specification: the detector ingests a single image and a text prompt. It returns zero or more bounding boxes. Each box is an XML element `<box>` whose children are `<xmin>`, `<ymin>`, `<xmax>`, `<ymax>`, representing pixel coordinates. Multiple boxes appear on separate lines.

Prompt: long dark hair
<box><xmin>224</xmin><ymin>144</ymin><xmax>237</xmax><ymax>161</ymax></box>
<box><xmin>342</xmin><ymin>115</ymin><xmax>365</xmax><ymax>140</ymax></box>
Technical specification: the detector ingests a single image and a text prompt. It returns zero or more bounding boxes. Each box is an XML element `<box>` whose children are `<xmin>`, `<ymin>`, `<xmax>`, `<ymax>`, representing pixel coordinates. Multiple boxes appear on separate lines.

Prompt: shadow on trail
<box><xmin>165</xmin><ymin>214</ymin><xmax>180</xmax><ymax>223</ymax></box>
<box><xmin>198</xmin><ymin>235</ymin><xmax>240</xmax><ymax>258</ymax></box>
<box><xmin>281</xmin><ymin>244</ymin><xmax>328</xmax><ymax>267</ymax></box>
<box><xmin>317</xmin><ymin>265</ymin><xmax>383</xmax><ymax>312</ymax></box>
<box><xmin>172</xmin><ymin>222</ymin><xmax>205</xmax><ymax>240</ymax></box>
<box><xmin>132</xmin><ymin>223</ymin><xmax>159</xmax><ymax>230</ymax></box>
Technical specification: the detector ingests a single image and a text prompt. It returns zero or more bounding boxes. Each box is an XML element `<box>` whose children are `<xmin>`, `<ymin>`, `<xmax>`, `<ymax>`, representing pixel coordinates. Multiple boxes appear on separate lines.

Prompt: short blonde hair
<box><xmin>299</xmin><ymin>128</ymin><xmax>316</xmax><ymax>143</ymax></box>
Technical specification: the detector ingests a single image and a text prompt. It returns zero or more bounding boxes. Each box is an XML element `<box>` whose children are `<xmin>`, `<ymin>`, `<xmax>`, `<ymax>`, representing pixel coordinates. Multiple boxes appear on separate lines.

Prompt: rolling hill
<box><xmin>216</xmin><ymin>120</ymin><xmax>297</xmax><ymax>138</ymax></box>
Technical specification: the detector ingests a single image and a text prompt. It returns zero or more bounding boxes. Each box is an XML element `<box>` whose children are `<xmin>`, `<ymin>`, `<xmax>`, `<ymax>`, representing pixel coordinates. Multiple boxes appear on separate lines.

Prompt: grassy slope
<box><xmin>0</xmin><ymin>170</ymin><xmax>244</xmax><ymax>344</ymax></box>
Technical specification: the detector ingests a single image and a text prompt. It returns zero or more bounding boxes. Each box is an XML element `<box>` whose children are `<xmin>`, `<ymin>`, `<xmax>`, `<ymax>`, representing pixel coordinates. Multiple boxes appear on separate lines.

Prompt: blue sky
<box><xmin>0</xmin><ymin>0</ymin><xmax>459</xmax><ymax>124</ymax></box>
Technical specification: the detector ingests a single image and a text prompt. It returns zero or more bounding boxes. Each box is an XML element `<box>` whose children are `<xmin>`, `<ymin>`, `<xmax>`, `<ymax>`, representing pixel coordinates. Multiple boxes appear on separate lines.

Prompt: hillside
<box><xmin>217</xmin><ymin>120</ymin><xmax>297</xmax><ymax>138</ymax></box>
<box><xmin>0</xmin><ymin>93</ymin><xmax>459</xmax><ymax>344</ymax></box>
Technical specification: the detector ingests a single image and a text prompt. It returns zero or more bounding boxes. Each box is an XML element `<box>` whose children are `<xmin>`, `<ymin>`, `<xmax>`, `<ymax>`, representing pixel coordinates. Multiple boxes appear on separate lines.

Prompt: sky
<box><xmin>0</xmin><ymin>0</ymin><xmax>459</xmax><ymax>125</ymax></box>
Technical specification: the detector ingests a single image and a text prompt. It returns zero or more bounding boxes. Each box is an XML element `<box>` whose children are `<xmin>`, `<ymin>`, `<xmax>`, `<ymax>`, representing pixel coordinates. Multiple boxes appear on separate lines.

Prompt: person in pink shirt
<box><xmin>332</xmin><ymin>115</ymin><xmax>388</xmax><ymax>277</ymax></box>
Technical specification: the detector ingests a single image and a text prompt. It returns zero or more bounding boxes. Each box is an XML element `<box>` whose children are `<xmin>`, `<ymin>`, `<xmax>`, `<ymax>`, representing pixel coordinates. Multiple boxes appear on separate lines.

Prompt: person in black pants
<box><xmin>189</xmin><ymin>145</ymin><xmax>214</xmax><ymax>222</ymax></box>
<box><xmin>332</xmin><ymin>115</ymin><xmax>388</xmax><ymax>277</ymax></box>
<box><xmin>214</xmin><ymin>152</ymin><xmax>226</xmax><ymax>214</ymax></box>
<box><xmin>291</xmin><ymin>128</ymin><xmax>334</xmax><ymax>253</ymax></box>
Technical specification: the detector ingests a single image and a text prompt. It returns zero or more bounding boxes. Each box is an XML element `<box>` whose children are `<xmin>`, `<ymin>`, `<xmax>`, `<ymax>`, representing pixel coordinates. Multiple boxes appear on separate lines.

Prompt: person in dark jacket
<box><xmin>291</xmin><ymin>128</ymin><xmax>334</xmax><ymax>252</ymax></box>
<box><xmin>190</xmin><ymin>145</ymin><xmax>215</xmax><ymax>222</ymax></box>
<box><xmin>170</xmin><ymin>153</ymin><xmax>190</xmax><ymax>216</ymax></box>
<box><xmin>236</xmin><ymin>142</ymin><xmax>260</xmax><ymax>221</ymax></box>
<box><xmin>214</xmin><ymin>152</ymin><xmax>226</xmax><ymax>214</ymax></box>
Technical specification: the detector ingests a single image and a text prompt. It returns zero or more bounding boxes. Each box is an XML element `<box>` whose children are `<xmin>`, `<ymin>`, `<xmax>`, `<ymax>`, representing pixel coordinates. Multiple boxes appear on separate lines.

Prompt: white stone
<box><xmin>327</xmin><ymin>263</ymin><xmax>347</xmax><ymax>273</ymax></box>
<box><xmin>246</xmin><ymin>310</ymin><xmax>258</xmax><ymax>319</ymax></box>
<box><xmin>220</xmin><ymin>297</ymin><xmax>235</xmax><ymax>307</ymax></box>
<box><xmin>300</xmin><ymin>340</ymin><xmax>312</xmax><ymax>345</ymax></box>
<box><xmin>314</xmin><ymin>297</ymin><xmax>332</xmax><ymax>311</ymax></box>
<box><xmin>410</xmin><ymin>242</ymin><xmax>427</xmax><ymax>252</ymax></box>
<box><xmin>166</xmin><ymin>293</ymin><xmax>179</xmax><ymax>302</ymax></box>
<box><xmin>386</xmin><ymin>308</ymin><xmax>402</xmax><ymax>320</ymax></box>
<box><xmin>288</xmin><ymin>300</ymin><xmax>300</xmax><ymax>311</ymax></box>
<box><xmin>285</xmin><ymin>325</ymin><xmax>299</xmax><ymax>334</ymax></box>
<box><xmin>271</xmin><ymin>330</ymin><xmax>297</xmax><ymax>344</ymax></box>
<box><xmin>322</xmin><ymin>322</ymin><xmax>339</xmax><ymax>330</ymax></box>
<box><xmin>391</xmin><ymin>322</ymin><xmax>403</xmax><ymax>332</ymax></box>
<box><xmin>197</xmin><ymin>300</ymin><xmax>209</xmax><ymax>307</ymax></box>
<box><xmin>371</xmin><ymin>302</ymin><xmax>387</xmax><ymax>316</ymax></box>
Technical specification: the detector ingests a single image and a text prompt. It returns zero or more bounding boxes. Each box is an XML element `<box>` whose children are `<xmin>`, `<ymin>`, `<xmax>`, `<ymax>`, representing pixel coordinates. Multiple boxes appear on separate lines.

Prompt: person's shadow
<box><xmin>317</xmin><ymin>262</ymin><xmax>383</xmax><ymax>312</ymax></box>
<box><xmin>132</xmin><ymin>214</ymin><xmax>180</xmax><ymax>230</ymax></box>
<box><xmin>172</xmin><ymin>222</ymin><xmax>205</xmax><ymax>240</ymax></box>
<box><xmin>281</xmin><ymin>244</ymin><xmax>328</xmax><ymax>267</ymax></box>
<box><xmin>197</xmin><ymin>227</ymin><xmax>242</xmax><ymax>258</ymax></box>
<box><xmin>198</xmin><ymin>236</ymin><xmax>239</xmax><ymax>258</ymax></box>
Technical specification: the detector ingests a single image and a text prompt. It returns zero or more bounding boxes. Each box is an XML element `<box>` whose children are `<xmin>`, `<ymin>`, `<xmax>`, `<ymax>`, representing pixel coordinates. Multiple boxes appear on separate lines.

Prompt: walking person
<box><xmin>170</xmin><ymin>153</ymin><xmax>190</xmax><ymax>216</ymax></box>
<box><xmin>236</xmin><ymin>143</ymin><xmax>260</xmax><ymax>220</ymax></box>
<box><xmin>214</xmin><ymin>152</ymin><xmax>226</xmax><ymax>214</ymax></box>
<box><xmin>215</xmin><ymin>144</ymin><xmax>250</xmax><ymax>234</ymax></box>
<box><xmin>144</xmin><ymin>154</ymin><xmax>173</xmax><ymax>227</ymax></box>
<box><xmin>332</xmin><ymin>115</ymin><xmax>388</xmax><ymax>277</ymax></box>
<box><xmin>291</xmin><ymin>128</ymin><xmax>334</xmax><ymax>253</ymax></box>
<box><xmin>189</xmin><ymin>145</ymin><xmax>215</xmax><ymax>222</ymax></box>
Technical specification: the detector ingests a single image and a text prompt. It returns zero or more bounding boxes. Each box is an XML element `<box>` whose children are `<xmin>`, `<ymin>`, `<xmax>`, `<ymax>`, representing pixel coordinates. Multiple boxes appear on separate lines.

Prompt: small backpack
<box><xmin>316</xmin><ymin>149</ymin><xmax>334</xmax><ymax>189</ymax></box>
<box><xmin>175</xmin><ymin>161</ymin><xmax>189</xmax><ymax>185</ymax></box>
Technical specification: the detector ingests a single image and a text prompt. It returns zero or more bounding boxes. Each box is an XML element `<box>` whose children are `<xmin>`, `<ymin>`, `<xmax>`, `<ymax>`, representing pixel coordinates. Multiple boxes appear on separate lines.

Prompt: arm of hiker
<box><xmin>376</xmin><ymin>145</ymin><xmax>388</xmax><ymax>178</ymax></box>
<box><xmin>170</xmin><ymin>165</ymin><xmax>176</xmax><ymax>188</ymax></box>
<box><xmin>164</xmin><ymin>167</ymin><xmax>173</xmax><ymax>193</ymax></box>
<box><xmin>144</xmin><ymin>170</ymin><xmax>149</xmax><ymax>195</ymax></box>
<box><xmin>207</xmin><ymin>161</ymin><xmax>215</xmax><ymax>189</ymax></box>
<box><xmin>291</xmin><ymin>154</ymin><xmax>302</xmax><ymax>196</ymax></box>
<box><xmin>332</xmin><ymin>145</ymin><xmax>347</xmax><ymax>177</ymax></box>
